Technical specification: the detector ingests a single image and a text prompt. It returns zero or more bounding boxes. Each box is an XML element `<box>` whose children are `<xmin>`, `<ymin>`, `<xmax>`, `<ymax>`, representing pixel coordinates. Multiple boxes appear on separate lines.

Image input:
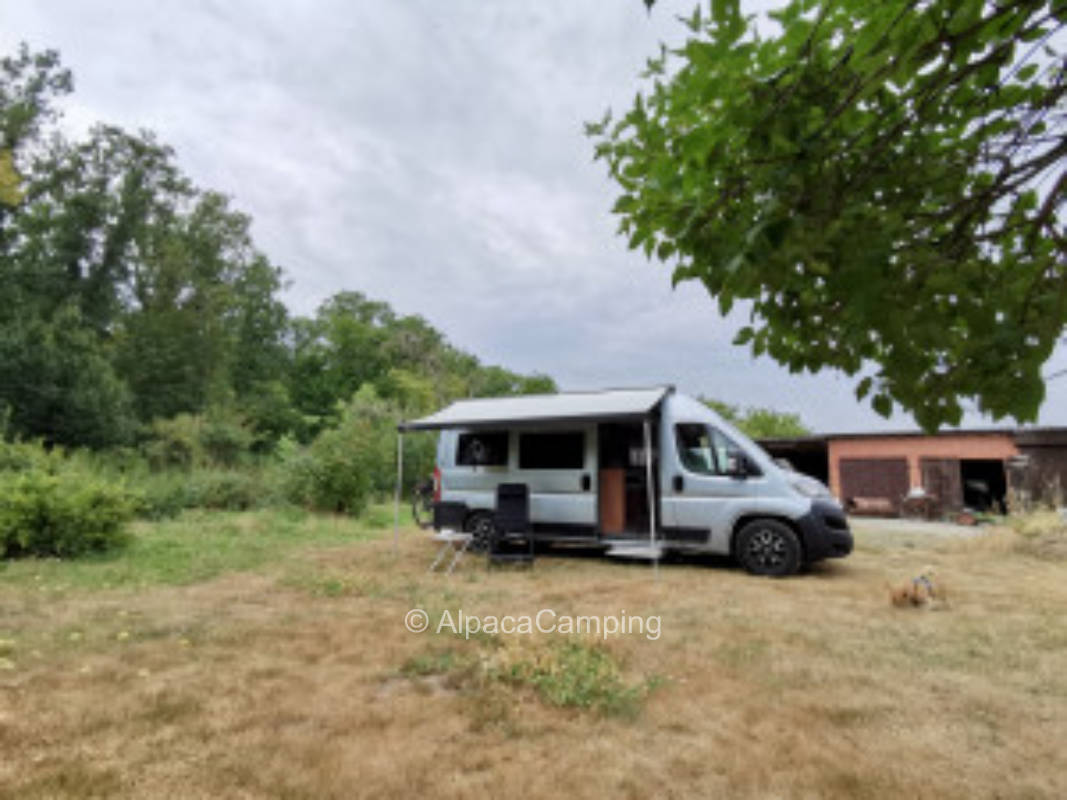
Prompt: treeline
<box><xmin>700</xmin><ymin>398</ymin><xmax>809</xmax><ymax>439</ymax></box>
<box><xmin>0</xmin><ymin>45</ymin><xmax>554</xmax><ymax>454</ymax></box>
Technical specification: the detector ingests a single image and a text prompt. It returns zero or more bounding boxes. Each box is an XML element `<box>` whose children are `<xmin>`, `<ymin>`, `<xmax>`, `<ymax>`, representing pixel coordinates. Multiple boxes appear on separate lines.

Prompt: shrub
<box><xmin>1010</xmin><ymin>511</ymin><xmax>1067</xmax><ymax>561</ymax></box>
<box><xmin>0</xmin><ymin>438</ymin><xmax>52</xmax><ymax>473</ymax></box>
<box><xmin>0</xmin><ymin>466</ymin><xmax>135</xmax><ymax>558</ymax></box>
<box><xmin>144</xmin><ymin>414</ymin><xmax>203</xmax><ymax>470</ymax></box>
<box><xmin>281</xmin><ymin>385</ymin><xmax>438</xmax><ymax>515</ymax></box>
<box><xmin>135</xmin><ymin>468</ymin><xmax>278</xmax><ymax>518</ymax></box>
<box><xmin>186</xmin><ymin>470</ymin><xmax>262</xmax><ymax>511</ymax></box>
<box><xmin>238</xmin><ymin>380</ymin><xmax>304</xmax><ymax>452</ymax></box>
<box><xmin>136</xmin><ymin>472</ymin><xmax>196</xmax><ymax>520</ymax></box>
<box><xmin>284</xmin><ymin>429</ymin><xmax>374</xmax><ymax>516</ymax></box>
<box><xmin>199</xmin><ymin>416</ymin><xmax>254</xmax><ymax>468</ymax></box>
<box><xmin>143</xmin><ymin>409</ymin><xmax>255</xmax><ymax>471</ymax></box>
<box><xmin>282</xmin><ymin>386</ymin><xmax>394</xmax><ymax>516</ymax></box>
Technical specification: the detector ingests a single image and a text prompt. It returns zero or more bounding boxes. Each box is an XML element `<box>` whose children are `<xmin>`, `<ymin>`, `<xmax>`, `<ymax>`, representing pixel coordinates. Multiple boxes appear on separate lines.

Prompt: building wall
<box><xmin>828</xmin><ymin>434</ymin><xmax>1018</xmax><ymax>500</ymax></box>
<box><xmin>1013</xmin><ymin>446</ymin><xmax>1067</xmax><ymax>505</ymax></box>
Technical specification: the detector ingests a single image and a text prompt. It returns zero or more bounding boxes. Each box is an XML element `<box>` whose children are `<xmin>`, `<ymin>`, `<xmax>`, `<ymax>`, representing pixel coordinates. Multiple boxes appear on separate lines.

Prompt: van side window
<box><xmin>676</xmin><ymin>424</ymin><xmax>717</xmax><ymax>474</ymax></box>
<box><xmin>518</xmin><ymin>431</ymin><xmax>585</xmax><ymax>470</ymax></box>
<box><xmin>456</xmin><ymin>431</ymin><xmax>509</xmax><ymax>467</ymax></box>
<box><xmin>676</xmin><ymin>424</ymin><xmax>758</xmax><ymax>476</ymax></box>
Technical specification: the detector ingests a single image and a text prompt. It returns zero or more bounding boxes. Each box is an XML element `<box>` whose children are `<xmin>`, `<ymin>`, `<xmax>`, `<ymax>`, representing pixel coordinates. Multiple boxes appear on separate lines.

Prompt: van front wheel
<box><xmin>736</xmin><ymin>519</ymin><xmax>801</xmax><ymax>577</ymax></box>
<box><xmin>464</xmin><ymin>512</ymin><xmax>495</xmax><ymax>553</ymax></box>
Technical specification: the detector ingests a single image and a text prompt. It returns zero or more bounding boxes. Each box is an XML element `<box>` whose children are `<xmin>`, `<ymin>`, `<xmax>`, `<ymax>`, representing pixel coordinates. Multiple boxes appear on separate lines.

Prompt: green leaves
<box><xmin>871</xmin><ymin>394</ymin><xmax>893</xmax><ymax>419</ymax></box>
<box><xmin>854</xmin><ymin>376</ymin><xmax>873</xmax><ymax>401</ymax></box>
<box><xmin>0</xmin><ymin>456</ymin><xmax>135</xmax><ymax>558</ymax></box>
<box><xmin>0</xmin><ymin>149</ymin><xmax>18</xmax><ymax>205</ymax></box>
<box><xmin>594</xmin><ymin>0</ymin><xmax>1067</xmax><ymax>430</ymax></box>
<box><xmin>0</xmin><ymin>304</ymin><xmax>137</xmax><ymax>448</ymax></box>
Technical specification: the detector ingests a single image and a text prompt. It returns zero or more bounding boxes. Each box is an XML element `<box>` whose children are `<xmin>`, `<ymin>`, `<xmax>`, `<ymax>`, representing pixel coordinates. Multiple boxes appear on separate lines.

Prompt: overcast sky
<box><xmin>3</xmin><ymin>0</ymin><xmax>1065</xmax><ymax>432</ymax></box>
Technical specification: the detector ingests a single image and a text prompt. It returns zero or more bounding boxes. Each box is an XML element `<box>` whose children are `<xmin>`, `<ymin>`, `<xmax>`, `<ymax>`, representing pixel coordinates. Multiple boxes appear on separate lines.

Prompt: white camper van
<box><xmin>398</xmin><ymin>386</ymin><xmax>851</xmax><ymax>576</ymax></box>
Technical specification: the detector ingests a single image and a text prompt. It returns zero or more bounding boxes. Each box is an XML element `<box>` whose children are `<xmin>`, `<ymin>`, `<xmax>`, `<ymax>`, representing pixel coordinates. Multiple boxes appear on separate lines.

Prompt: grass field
<box><xmin>1</xmin><ymin>510</ymin><xmax>1066</xmax><ymax>799</ymax></box>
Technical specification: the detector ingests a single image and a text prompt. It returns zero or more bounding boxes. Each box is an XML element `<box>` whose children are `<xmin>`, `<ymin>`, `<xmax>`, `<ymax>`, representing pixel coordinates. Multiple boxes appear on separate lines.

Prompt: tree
<box><xmin>288</xmin><ymin>291</ymin><xmax>392</xmax><ymax>430</ymax></box>
<box><xmin>590</xmin><ymin>0</ymin><xmax>1067</xmax><ymax>430</ymax></box>
<box><xmin>700</xmin><ymin>396</ymin><xmax>810</xmax><ymax>438</ymax></box>
<box><xmin>0</xmin><ymin>304</ymin><xmax>136</xmax><ymax>447</ymax></box>
<box><xmin>2</xmin><ymin>43</ymin><xmax>556</xmax><ymax>451</ymax></box>
<box><xmin>110</xmin><ymin>184</ymin><xmax>288</xmax><ymax>421</ymax></box>
<box><xmin>1</xmin><ymin>45</ymin><xmax>292</xmax><ymax>442</ymax></box>
<box><xmin>288</xmin><ymin>290</ymin><xmax>559</xmax><ymax>435</ymax></box>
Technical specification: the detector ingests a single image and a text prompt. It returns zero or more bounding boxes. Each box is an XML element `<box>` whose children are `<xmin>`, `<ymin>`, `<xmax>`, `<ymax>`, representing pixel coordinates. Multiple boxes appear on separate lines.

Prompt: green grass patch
<box><xmin>402</xmin><ymin>638</ymin><xmax>663</xmax><ymax>719</ymax></box>
<box><xmin>400</xmin><ymin>649</ymin><xmax>464</xmax><ymax>677</ymax></box>
<box><xmin>0</xmin><ymin>503</ymin><xmax>406</xmax><ymax>591</ymax></box>
<box><xmin>494</xmin><ymin>640</ymin><xmax>658</xmax><ymax>718</ymax></box>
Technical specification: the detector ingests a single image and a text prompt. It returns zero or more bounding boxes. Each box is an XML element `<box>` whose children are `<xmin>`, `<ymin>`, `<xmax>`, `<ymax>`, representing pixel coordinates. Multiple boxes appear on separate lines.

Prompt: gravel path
<box><xmin>850</xmin><ymin>516</ymin><xmax>994</xmax><ymax>539</ymax></box>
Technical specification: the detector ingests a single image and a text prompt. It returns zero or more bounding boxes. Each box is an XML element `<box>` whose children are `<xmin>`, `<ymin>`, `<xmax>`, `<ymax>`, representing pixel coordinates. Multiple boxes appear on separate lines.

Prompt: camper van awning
<box><xmin>397</xmin><ymin>387</ymin><xmax>672</xmax><ymax>432</ymax></box>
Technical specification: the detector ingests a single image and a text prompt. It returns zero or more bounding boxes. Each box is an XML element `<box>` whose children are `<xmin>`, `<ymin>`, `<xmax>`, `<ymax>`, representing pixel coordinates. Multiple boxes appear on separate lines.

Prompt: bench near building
<box><xmin>759</xmin><ymin>427</ymin><xmax>1067</xmax><ymax>517</ymax></box>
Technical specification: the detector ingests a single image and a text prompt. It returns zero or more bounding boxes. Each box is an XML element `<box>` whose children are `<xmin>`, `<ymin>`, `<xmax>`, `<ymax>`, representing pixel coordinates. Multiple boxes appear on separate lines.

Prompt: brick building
<box><xmin>759</xmin><ymin>427</ymin><xmax>1067</xmax><ymax>516</ymax></box>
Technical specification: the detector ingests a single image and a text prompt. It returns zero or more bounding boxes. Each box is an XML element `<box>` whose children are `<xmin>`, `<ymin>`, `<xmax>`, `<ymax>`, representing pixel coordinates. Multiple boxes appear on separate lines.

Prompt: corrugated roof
<box><xmin>758</xmin><ymin>426</ymin><xmax>1067</xmax><ymax>445</ymax></box>
<box><xmin>398</xmin><ymin>387</ymin><xmax>672</xmax><ymax>432</ymax></box>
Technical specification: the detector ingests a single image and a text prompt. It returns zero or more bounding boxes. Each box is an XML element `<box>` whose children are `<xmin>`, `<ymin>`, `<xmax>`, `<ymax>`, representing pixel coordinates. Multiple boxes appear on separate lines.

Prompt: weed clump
<box><xmin>1010</xmin><ymin>511</ymin><xmax>1067</xmax><ymax>560</ymax></box>
<box><xmin>401</xmin><ymin>639</ymin><xmax>662</xmax><ymax>719</ymax></box>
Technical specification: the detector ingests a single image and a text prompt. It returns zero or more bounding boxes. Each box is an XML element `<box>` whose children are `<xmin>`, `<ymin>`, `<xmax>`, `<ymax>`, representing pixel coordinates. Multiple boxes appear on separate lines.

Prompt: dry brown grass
<box><xmin>2</xmin><ymin>515</ymin><xmax>1066</xmax><ymax>799</ymax></box>
<box><xmin>1008</xmin><ymin>510</ymin><xmax>1067</xmax><ymax>560</ymax></box>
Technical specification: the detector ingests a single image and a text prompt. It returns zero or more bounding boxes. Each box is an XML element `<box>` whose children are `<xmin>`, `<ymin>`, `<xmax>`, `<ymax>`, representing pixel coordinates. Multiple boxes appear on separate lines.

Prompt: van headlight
<box><xmin>788</xmin><ymin>473</ymin><xmax>834</xmax><ymax>500</ymax></box>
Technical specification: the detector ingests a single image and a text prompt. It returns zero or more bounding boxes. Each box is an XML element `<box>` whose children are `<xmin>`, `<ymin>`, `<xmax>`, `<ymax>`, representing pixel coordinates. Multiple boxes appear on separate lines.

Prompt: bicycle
<box><xmin>411</xmin><ymin>478</ymin><xmax>434</xmax><ymax>529</ymax></box>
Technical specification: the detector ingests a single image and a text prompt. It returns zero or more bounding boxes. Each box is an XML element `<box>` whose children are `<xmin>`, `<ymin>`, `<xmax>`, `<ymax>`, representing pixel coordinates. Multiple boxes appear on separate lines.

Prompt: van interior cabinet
<box><xmin>599</xmin><ymin>468</ymin><xmax>625</xmax><ymax>534</ymax></box>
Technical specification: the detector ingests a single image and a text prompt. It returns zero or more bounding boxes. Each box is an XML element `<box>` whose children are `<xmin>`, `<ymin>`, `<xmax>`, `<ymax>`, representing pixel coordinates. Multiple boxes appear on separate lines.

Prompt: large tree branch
<box><xmin>1028</xmin><ymin>168</ymin><xmax>1067</xmax><ymax>251</ymax></box>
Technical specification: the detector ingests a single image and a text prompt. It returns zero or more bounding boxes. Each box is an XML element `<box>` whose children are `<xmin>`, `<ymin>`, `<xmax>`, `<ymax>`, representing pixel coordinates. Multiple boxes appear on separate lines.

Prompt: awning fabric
<box><xmin>397</xmin><ymin>387</ymin><xmax>672</xmax><ymax>432</ymax></box>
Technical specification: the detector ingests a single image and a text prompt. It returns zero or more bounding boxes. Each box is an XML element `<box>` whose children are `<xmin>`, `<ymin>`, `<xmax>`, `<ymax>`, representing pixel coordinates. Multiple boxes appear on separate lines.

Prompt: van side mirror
<box><xmin>726</xmin><ymin>451</ymin><xmax>750</xmax><ymax>478</ymax></box>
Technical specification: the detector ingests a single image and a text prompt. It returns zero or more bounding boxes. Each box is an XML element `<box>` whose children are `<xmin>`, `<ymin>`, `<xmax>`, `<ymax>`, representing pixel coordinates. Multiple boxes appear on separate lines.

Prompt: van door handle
<box><xmin>581</xmin><ymin>474</ymin><xmax>591</xmax><ymax>492</ymax></box>
<box><xmin>673</xmin><ymin>475</ymin><xmax>684</xmax><ymax>493</ymax></box>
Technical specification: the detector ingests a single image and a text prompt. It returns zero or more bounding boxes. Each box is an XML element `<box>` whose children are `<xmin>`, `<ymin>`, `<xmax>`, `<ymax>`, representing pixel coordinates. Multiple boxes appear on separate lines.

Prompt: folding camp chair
<box><xmin>488</xmin><ymin>483</ymin><xmax>535</xmax><ymax>566</ymax></box>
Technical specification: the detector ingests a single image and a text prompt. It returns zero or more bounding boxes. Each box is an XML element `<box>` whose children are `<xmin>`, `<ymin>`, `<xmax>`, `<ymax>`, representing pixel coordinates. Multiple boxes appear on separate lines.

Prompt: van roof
<box><xmin>398</xmin><ymin>386</ymin><xmax>673</xmax><ymax>432</ymax></box>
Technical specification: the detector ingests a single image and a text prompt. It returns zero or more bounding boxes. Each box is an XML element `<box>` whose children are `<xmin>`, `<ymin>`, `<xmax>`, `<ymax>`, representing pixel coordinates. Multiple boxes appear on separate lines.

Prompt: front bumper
<box><xmin>795</xmin><ymin>499</ymin><xmax>853</xmax><ymax>562</ymax></box>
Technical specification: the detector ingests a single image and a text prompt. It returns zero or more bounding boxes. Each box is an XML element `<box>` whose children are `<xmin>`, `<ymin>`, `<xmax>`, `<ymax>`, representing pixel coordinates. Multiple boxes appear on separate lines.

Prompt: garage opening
<box><xmin>757</xmin><ymin>436</ymin><xmax>829</xmax><ymax>485</ymax></box>
<box><xmin>960</xmin><ymin>459</ymin><xmax>1007</xmax><ymax>513</ymax></box>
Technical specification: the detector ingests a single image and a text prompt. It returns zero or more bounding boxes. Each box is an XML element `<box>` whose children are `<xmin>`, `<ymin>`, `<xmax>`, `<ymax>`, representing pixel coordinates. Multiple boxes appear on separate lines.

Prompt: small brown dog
<box><xmin>888</xmin><ymin>567</ymin><xmax>947</xmax><ymax>609</ymax></box>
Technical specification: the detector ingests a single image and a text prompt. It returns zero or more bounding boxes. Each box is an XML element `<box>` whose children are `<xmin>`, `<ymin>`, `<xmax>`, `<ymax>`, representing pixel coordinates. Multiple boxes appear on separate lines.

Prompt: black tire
<box><xmin>736</xmin><ymin>519</ymin><xmax>802</xmax><ymax>577</ymax></box>
<box><xmin>464</xmin><ymin>511</ymin><xmax>496</xmax><ymax>553</ymax></box>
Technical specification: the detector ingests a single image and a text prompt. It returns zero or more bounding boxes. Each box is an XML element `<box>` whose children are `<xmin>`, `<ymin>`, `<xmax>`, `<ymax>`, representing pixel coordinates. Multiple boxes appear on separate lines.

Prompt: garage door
<box><xmin>839</xmin><ymin>458</ymin><xmax>909</xmax><ymax>513</ymax></box>
<box><xmin>921</xmin><ymin>458</ymin><xmax>963</xmax><ymax>512</ymax></box>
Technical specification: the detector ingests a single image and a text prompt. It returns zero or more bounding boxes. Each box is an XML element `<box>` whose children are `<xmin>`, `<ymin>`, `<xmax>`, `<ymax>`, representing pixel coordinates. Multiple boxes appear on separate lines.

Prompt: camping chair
<box><xmin>488</xmin><ymin>483</ymin><xmax>535</xmax><ymax>566</ymax></box>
